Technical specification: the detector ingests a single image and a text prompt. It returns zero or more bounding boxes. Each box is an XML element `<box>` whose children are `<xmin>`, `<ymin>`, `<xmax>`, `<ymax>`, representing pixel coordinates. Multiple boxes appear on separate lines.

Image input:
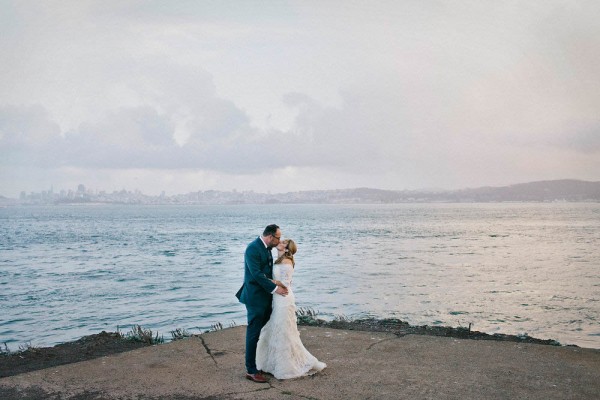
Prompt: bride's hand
<box><xmin>275</xmin><ymin>285</ymin><xmax>288</xmax><ymax>296</ymax></box>
<box><xmin>272</xmin><ymin>279</ymin><xmax>287</xmax><ymax>289</ymax></box>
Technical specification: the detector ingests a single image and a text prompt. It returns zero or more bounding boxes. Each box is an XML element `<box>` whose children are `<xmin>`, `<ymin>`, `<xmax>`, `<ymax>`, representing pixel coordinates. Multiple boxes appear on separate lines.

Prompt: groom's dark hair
<box><xmin>263</xmin><ymin>224</ymin><xmax>279</xmax><ymax>236</ymax></box>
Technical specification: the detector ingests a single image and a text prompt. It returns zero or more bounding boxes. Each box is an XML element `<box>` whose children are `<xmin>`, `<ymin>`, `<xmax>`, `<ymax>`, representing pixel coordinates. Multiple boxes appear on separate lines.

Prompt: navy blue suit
<box><xmin>235</xmin><ymin>237</ymin><xmax>277</xmax><ymax>374</ymax></box>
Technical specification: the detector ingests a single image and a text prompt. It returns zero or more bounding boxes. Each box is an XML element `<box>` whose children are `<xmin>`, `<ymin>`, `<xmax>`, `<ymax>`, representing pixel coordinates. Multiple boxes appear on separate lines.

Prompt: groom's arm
<box><xmin>245</xmin><ymin>245</ymin><xmax>277</xmax><ymax>294</ymax></box>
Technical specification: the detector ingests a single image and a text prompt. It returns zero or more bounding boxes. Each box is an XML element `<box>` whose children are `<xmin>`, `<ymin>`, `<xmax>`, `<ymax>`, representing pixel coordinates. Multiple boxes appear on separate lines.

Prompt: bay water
<box><xmin>1</xmin><ymin>203</ymin><xmax>598</xmax><ymax>349</ymax></box>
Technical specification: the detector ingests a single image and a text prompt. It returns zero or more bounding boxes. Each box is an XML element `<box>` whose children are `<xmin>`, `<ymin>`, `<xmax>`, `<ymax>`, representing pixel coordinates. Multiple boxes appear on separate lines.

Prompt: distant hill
<box><xmin>268</xmin><ymin>179</ymin><xmax>600</xmax><ymax>203</ymax></box>
<box><xmin>447</xmin><ymin>180</ymin><xmax>600</xmax><ymax>202</ymax></box>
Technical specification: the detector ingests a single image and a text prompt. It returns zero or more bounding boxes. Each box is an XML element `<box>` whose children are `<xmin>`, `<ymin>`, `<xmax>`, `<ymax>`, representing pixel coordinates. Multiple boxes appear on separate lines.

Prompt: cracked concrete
<box><xmin>366</xmin><ymin>337</ymin><xmax>395</xmax><ymax>351</ymax></box>
<box><xmin>1</xmin><ymin>325</ymin><xmax>599</xmax><ymax>399</ymax></box>
<box><xmin>199</xmin><ymin>336</ymin><xmax>218</xmax><ymax>367</ymax></box>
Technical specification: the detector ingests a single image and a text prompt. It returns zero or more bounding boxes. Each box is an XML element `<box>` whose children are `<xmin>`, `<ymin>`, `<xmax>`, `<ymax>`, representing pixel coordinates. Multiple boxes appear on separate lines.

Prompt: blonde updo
<box><xmin>275</xmin><ymin>239</ymin><xmax>297</xmax><ymax>267</ymax></box>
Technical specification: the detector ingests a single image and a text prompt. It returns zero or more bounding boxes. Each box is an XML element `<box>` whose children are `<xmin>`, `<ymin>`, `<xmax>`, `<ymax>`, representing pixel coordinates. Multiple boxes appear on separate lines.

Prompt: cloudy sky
<box><xmin>1</xmin><ymin>1</ymin><xmax>598</xmax><ymax>197</ymax></box>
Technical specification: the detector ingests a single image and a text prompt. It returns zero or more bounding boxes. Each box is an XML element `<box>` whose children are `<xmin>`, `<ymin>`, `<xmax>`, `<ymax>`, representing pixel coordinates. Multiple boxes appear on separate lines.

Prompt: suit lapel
<box><xmin>267</xmin><ymin>248</ymin><xmax>273</xmax><ymax>266</ymax></box>
<box><xmin>266</xmin><ymin>246</ymin><xmax>273</xmax><ymax>278</ymax></box>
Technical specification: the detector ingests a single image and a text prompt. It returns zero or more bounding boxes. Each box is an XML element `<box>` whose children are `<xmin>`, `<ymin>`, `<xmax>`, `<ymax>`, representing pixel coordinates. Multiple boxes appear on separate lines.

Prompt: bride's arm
<box><xmin>280</xmin><ymin>262</ymin><xmax>293</xmax><ymax>287</ymax></box>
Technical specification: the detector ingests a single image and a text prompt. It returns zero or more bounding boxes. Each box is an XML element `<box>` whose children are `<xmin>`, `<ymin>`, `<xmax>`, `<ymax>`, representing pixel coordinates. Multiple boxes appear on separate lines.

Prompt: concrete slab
<box><xmin>1</xmin><ymin>326</ymin><xmax>599</xmax><ymax>399</ymax></box>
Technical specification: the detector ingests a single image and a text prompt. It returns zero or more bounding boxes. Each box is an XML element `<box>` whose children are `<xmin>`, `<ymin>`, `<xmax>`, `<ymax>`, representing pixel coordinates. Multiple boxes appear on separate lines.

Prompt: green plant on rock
<box><xmin>296</xmin><ymin>307</ymin><xmax>323</xmax><ymax>325</ymax></box>
<box><xmin>125</xmin><ymin>325</ymin><xmax>164</xmax><ymax>344</ymax></box>
<box><xmin>208</xmin><ymin>321</ymin><xmax>237</xmax><ymax>332</ymax></box>
<box><xmin>18</xmin><ymin>341</ymin><xmax>36</xmax><ymax>352</ymax></box>
<box><xmin>170</xmin><ymin>328</ymin><xmax>191</xmax><ymax>341</ymax></box>
<box><xmin>333</xmin><ymin>314</ymin><xmax>352</xmax><ymax>323</ymax></box>
<box><xmin>210</xmin><ymin>322</ymin><xmax>224</xmax><ymax>331</ymax></box>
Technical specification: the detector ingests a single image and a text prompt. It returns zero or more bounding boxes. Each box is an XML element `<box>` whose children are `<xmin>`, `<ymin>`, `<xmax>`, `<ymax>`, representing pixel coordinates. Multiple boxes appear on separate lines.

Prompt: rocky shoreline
<box><xmin>1</xmin><ymin>318</ymin><xmax>566</xmax><ymax>379</ymax></box>
<box><xmin>1</xmin><ymin>332</ymin><xmax>149</xmax><ymax>379</ymax></box>
<box><xmin>299</xmin><ymin>317</ymin><xmax>565</xmax><ymax>346</ymax></box>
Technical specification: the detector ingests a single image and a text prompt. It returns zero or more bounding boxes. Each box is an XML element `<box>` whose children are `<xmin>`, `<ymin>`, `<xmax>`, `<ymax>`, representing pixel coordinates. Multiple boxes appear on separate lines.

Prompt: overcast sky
<box><xmin>1</xmin><ymin>0</ymin><xmax>598</xmax><ymax>197</ymax></box>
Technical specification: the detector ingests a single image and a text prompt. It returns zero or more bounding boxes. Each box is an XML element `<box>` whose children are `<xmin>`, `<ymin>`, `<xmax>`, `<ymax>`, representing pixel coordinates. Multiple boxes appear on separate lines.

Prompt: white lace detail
<box><xmin>277</xmin><ymin>262</ymin><xmax>293</xmax><ymax>288</ymax></box>
<box><xmin>256</xmin><ymin>263</ymin><xmax>326</xmax><ymax>379</ymax></box>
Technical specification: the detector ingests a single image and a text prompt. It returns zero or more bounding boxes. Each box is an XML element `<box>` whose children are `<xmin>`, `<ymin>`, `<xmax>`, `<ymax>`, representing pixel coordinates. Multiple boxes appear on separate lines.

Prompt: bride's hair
<box><xmin>275</xmin><ymin>239</ymin><xmax>297</xmax><ymax>267</ymax></box>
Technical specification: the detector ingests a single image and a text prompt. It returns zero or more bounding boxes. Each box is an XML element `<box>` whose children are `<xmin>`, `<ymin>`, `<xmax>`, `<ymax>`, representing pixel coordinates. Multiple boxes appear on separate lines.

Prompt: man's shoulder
<box><xmin>248</xmin><ymin>236</ymin><xmax>262</xmax><ymax>246</ymax></box>
<box><xmin>246</xmin><ymin>237</ymin><xmax>262</xmax><ymax>252</ymax></box>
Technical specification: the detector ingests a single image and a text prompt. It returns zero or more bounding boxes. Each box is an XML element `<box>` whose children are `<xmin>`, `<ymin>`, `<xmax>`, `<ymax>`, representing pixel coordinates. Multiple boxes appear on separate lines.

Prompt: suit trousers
<box><xmin>245</xmin><ymin>303</ymin><xmax>272</xmax><ymax>374</ymax></box>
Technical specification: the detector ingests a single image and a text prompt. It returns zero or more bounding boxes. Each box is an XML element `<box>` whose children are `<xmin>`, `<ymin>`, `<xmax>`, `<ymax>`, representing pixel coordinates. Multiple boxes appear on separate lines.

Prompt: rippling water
<box><xmin>1</xmin><ymin>203</ymin><xmax>599</xmax><ymax>349</ymax></box>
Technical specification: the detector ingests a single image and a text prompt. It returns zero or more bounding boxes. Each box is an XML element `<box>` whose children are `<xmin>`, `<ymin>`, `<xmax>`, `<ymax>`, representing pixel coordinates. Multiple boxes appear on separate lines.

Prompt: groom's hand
<box><xmin>275</xmin><ymin>286</ymin><xmax>288</xmax><ymax>296</ymax></box>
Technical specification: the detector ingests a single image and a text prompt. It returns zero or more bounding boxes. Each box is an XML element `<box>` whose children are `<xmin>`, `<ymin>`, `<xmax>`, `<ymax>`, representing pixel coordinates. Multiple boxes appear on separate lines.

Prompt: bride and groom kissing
<box><xmin>235</xmin><ymin>224</ymin><xmax>326</xmax><ymax>382</ymax></box>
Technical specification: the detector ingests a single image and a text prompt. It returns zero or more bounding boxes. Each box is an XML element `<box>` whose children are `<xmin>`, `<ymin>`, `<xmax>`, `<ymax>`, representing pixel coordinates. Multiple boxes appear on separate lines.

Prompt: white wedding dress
<box><xmin>256</xmin><ymin>262</ymin><xmax>326</xmax><ymax>379</ymax></box>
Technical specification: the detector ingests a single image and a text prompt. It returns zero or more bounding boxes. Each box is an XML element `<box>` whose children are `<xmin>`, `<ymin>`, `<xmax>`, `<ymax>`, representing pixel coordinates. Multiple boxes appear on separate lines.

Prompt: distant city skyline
<box><xmin>9</xmin><ymin>179</ymin><xmax>599</xmax><ymax>205</ymax></box>
<box><xmin>1</xmin><ymin>2</ymin><xmax>599</xmax><ymax>198</ymax></box>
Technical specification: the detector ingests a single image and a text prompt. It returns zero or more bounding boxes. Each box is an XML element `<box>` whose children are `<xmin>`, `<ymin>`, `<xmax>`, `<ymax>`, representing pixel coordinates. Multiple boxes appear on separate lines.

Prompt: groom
<box><xmin>235</xmin><ymin>224</ymin><xmax>288</xmax><ymax>383</ymax></box>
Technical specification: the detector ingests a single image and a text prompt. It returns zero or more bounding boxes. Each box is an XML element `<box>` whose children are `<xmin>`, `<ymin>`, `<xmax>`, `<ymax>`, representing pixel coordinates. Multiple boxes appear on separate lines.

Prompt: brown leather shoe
<box><xmin>245</xmin><ymin>372</ymin><xmax>268</xmax><ymax>383</ymax></box>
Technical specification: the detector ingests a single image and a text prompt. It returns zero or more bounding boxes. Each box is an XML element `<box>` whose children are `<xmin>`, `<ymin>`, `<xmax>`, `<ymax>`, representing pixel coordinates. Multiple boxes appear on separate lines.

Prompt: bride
<box><xmin>256</xmin><ymin>239</ymin><xmax>326</xmax><ymax>379</ymax></box>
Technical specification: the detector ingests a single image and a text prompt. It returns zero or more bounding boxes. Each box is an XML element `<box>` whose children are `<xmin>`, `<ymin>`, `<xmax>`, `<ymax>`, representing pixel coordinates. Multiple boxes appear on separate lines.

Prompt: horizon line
<box><xmin>4</xmin><ymin>178</ymin><xmax>599</xmax><ymax>200</ymax></box>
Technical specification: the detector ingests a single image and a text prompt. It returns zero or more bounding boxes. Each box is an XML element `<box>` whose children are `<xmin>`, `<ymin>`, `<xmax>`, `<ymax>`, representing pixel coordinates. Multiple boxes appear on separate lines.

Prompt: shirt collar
<box><xmin>259</xmin><ymin>236</ymin><xmax>269</xmax><ymax>248</ymax></box>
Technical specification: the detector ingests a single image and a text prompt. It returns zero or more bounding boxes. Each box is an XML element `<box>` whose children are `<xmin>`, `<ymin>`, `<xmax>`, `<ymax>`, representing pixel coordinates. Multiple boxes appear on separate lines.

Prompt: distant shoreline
<box><xmin>3</xmin><ymin>200</ymin><xmax>600</xmax><ymax>207</ymax></box>
<box><xmin>5</xmin><ymin>179</ymin><xmax>600</xmax><ymax>205</ymax></box>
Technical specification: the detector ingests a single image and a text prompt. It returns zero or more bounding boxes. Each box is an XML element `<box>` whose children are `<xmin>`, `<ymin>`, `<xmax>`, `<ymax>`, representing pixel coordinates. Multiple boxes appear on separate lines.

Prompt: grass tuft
<box><xmin>333</xmin><ymin>314</ymin><xmax>352</xmax><ymax>323</ymax></box>
<box><xmin>18</xmin><ymin>342</ymin><xmax>36</xmax><ymax>352</ymax></box>
<box><xmin>296</xmin><ymin>307</ymin><xmax>319</xmax><ymax>318</ymax></box>
<box><xmin>296</xmin><ymin>307</ymin><xmax>325</xmax><ymax>326</ymax></box>
<box><xmin>1</xmin><ymin>341</ymin><xmax>38</xmax><ymax>356</ymax></box>
<box><xmin>210</xmin><ymin>322</ymin><xmax>224</xmax><ymax>331</ymax></box>
<box><xmin>208</xmin><ymin>321</ymin><xmax>237</xmax><ymax>332</ymax></box>
<box><xmin>170</xmin><ymin>328</ymin><xmax>192</xmax><ymax>341</ymax></box>
<box><xmin>123</xmin><ymin>325</ymin><xmax>164</xmax><ymax>344</ymax></box>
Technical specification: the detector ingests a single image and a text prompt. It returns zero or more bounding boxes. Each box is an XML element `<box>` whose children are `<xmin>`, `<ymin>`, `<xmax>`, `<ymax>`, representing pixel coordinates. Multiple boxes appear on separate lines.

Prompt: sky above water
<box><xmin>1</xmin><ymin>0</ymin><xmax>599</xmax><ymax>197</ymax></box>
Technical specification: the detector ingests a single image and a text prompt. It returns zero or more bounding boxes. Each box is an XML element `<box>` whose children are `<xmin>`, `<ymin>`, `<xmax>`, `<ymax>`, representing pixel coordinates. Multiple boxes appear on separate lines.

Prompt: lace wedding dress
<box><xmin>256</xmin><ymin>262</ymin><xmax>326</xmax><ymax>379</ymax></box>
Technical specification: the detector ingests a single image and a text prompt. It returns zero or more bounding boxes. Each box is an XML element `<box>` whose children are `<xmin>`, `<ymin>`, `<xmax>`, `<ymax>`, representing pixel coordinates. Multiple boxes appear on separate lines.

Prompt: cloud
<box><xmin>1</xmin><ymin>1</ymin><xmax>599</xmax><ymax>197</ymax></box>
<box><xmin>1</xmin><ymin>73</ymin><xmax>407</xmax><ymax>175</ymax></box>
<box><xmin>551</xmin><ymin>122</ymin><xmax>600</xmax><ymax>154</ymax></box>
<box><xmin>2</xmin><ymin>78</ymin><xmax>599</xmax><ymax>182</ymax></box>
<box><xmin>0</xmin><ymin>104</ymin><xmax>62</xmax><ymax>167</ymax></box>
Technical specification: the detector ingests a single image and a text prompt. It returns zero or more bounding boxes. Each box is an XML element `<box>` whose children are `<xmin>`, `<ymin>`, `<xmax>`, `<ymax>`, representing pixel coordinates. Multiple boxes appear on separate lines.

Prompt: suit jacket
<box><xmin>235</xmin><ymin>237</ymin><xmax>277</xmax><ymax>308</ymax></box>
